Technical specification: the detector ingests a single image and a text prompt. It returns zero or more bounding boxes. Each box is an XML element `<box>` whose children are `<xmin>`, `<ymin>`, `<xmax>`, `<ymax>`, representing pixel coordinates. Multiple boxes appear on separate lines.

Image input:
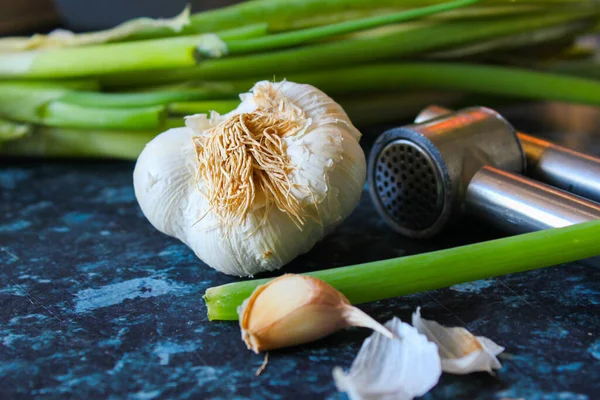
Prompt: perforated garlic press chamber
<box><xmin>367</xmin><ymin>106</ymin><xmax>600</xmax><ymax>239</ymax></box>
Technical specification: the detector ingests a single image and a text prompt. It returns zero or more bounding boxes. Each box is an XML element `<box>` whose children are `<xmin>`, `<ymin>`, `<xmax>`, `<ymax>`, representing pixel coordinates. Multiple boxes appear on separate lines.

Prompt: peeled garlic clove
<box><xmin>333</xmin><ymin>317</ymin><xmax>442</xmax><ymax>400</ymax></box>
<box><xmin>238</xmin><ymin>274</ymin><xmax>392</xmax><ymax>353</ymax></box>
<box><xmin>133</xmin><ymin>80</ymin><xmax>366</xmax><ymax>277</ymax></box>
<box><xmin>411</xmin><ymin>307</ymin><xmax>504</xmax><ymax>375</ymax></box>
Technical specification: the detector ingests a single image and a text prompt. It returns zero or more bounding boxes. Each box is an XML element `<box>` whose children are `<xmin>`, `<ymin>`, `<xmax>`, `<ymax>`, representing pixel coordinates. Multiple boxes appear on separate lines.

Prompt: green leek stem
<box><xmin>171</xmin><ymin>62</ymin><xmax>600</xmax><ymax>110</ymax></box>
<box><xmin>247</xmin><ymin>4</ymin><xmax>540</xmax><ymax>34</ymax></box>
<box><xmin>0</xmin><ymin>126</ymin><xmax>155</xmax><ymax>159</ymax></box>
<box><xmin>189</xmin><ymin>0</ymin><xmax>434</xmax><ymax>33</ymax></box>
<box><xmin>425</xmin><ymin>18</ymin><xmax>591</xmax><ymax>60</ymax></box>
<box><xmin>0</xmin><ymin>79</ymin><xmax>100</xmax><ymax>91</ymax></box>
<box><xmin>167</xmin><ymin>100</ymin><xmax>241</xmax><ymax>115</ymax></box>
<box><xmin>0</xmin><ymin>83</ymin><xmax>170</xmax><ymax>129</ymax></box>
<box><xmin>0</xmin><ymin>24</ymin><xmax>268</xmax><ymax>79</ymax></box>
<box><xmin>0</xmin><ymin>83</ymin><xmax>241</xmax><ymax>128</ymax></box>
<box><xmin>42</xmin><ymin>102</ymin><xmax>165</xmax><ymax>130</ymax></box>
<box><xmin>187</xmin><ymin>0</ymin><xmax>584</xmax><ymax>33</ymax></box>
<box><xmin>282</xmin><ymin>63</ymin><xmax>600</xmax><ymax>106</ymax></box>
<box><xmin>8</xmin><ymin>62</ymin><xmax>600</xmax><ymax>130</ymax></box>
<box><xmin>0</xmin><ymin>82</ymin><xmax>168</xmax><ymax>129</ymax></box>
<box><xmin>204</xmin><ymin>220</ymin><xmax>600</xmax><ymax>321</ymax></box>
<box><xmin>427</xmin><ymin>4</ymin><xmax>542</xmax><ymax>19</ymax></box>
<box><xmin>0</xmin><ymin>118</ymin><xmax>31</xmax><ymax>141</ymax></box>
<box><xmin>549</xmin><ymin>59</ymin><xmax>600</xmax><ymax>80</ymax></box>
<box><xmin>34</xmin><ymin>61</ymin><xmax>600</xmax><ymax>130</ymax></box>
<box><xmin>209</xmin><ymin>0</ymin><xmax>480</xmax><ymax>56</ymax></box>
<box><xmin>61</xmin><ymin>88</ymin><xmax>239</xmax><ymax>109</ymax></box>
<box><xmin>102</xmin><ymin>12</ymin><xmax>594</xmax><ymax>88</ymax></box>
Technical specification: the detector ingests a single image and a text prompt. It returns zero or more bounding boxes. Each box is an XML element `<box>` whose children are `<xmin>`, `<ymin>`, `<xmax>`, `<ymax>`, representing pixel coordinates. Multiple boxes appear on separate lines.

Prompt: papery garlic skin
<box><xmin>333</xmin><ymin>317</ymin><xmax>442</xmax><ymax>400</ymax></box>
<box><xmin>412</xmin><ymin>308</ymin><xmax>504</xmax><ymax>375</ymax></box>
<box><xmin>133</xmin><ymin>81</ymin><xmax>366</xmax><ymax>276</ymax></box>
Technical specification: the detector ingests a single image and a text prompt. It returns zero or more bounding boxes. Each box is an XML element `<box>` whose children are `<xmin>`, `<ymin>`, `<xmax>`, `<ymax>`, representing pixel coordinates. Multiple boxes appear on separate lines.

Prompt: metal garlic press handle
<box><xmin>519</xmin><ymin>134</ymin><xmax>600</xmax><ymax>204</ymax></box>
<box><xmin>416</xmin><ymin>105</ymin><xmax>600</xmax><ymax>203</ymax></box>
<box><xmin>466</xmin><ymin>166</ymin><xmax>600</xmax><ymax>234</ymax></box>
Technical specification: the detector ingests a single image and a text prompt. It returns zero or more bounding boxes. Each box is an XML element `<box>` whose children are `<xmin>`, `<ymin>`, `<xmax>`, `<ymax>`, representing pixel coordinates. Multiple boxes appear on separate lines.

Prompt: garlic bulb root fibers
<box><xmin>133</xmin><ymin>80</ymin><xmax>366</xmax><ymax>276</ymax></box>
<box><xmin>238</xmin><ymin>274</ymin><xmax>391</xmax><ymax>353</ymax></box>
<box><xmin>193</xmin><ymin>88</ymin><xmax>308</xmax><ymax>232</ymax></box>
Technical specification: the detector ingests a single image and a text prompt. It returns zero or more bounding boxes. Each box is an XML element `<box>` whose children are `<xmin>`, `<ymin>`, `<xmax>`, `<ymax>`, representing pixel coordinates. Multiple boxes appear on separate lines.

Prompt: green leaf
<box><xmin>0</xmin><ymin>6</ymin><xmax>190</xmax><ymax>52</ymax></box>
<box><xmin>0</xmin><ymin>119</ymin><xmax>31</xmax><ymax>142</ymax></box>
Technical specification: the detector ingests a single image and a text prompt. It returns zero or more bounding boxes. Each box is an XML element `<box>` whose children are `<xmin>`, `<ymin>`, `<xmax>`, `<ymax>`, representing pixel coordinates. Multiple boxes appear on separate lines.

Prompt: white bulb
<box><xmin>134</xmin><ymin>80</ymin><xmax>366</xmax><ymax>276</ymax></box>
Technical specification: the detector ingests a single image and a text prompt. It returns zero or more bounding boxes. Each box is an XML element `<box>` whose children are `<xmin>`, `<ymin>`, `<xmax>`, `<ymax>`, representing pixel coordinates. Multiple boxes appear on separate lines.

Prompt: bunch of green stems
<box><xmin>0</xmin><ymin>0</ymin><xmax>599</xmax><ymax>158</ymax></box>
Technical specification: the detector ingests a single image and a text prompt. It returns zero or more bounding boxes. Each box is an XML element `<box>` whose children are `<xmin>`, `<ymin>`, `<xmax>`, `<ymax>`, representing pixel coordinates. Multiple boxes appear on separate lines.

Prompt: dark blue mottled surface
<box><xmin>1</xmin><ymin>107</ymin><xmax>600</xmax><ymax>399</ymax></box>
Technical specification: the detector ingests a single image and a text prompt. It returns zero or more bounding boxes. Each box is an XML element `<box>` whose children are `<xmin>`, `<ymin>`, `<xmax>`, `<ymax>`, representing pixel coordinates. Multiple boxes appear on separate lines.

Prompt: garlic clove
<box><xmin>262</xmin><ymin>80</ymin><xmax>362</xmax><ymax>142</ymax></box>
<box><xmin>238</xmin><ymin>274</ymin><xmax>347</xmax><ymax>353</ymax></box>
<box><xmin>133</xmin><ymin>126</ymin><xmax>199</xmax><ymax>239</ymax></box>
<box><xmin>333</xmin><ymin>317</ymin><xmax>442</xmax><ymax>400</ymax></box>
<box><xmin>238</xmin><ymin>274</ymin><xmax>391</xmax><ymax>353</ymax></box>
<box><xmin>411</xmin><ymin>307</ymin><xmax>504</xmax><ymax>375</ymax></box>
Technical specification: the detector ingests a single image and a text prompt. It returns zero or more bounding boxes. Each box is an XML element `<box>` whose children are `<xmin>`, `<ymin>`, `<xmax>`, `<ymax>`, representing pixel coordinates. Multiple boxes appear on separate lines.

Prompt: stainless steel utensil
<box><xmin>467</xmin><ymin>166</ymin><xmax>600</xmax><ymax>234</ymax></box>
<box><xmin>368</xmin><ymin>107</ymin><xmax>600</xmax><ymax>239</ymax></box>
<box><xmin>416</xmin><ymin>105</ymin><xmax>600</xmax><ymax>203</ymax></box>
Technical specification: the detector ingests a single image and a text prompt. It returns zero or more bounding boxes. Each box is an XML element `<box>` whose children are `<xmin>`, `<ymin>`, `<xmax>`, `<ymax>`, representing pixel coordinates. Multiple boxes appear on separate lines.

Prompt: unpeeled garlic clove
<box><xmin>238</xmin><ymin>274</ymin><xmax>392</xmax><ymax>353</ymax></box>
<box><xmin>411</xmin><ymin>307</ymin><xmax>504</xmax><ymax>375</ymax></box>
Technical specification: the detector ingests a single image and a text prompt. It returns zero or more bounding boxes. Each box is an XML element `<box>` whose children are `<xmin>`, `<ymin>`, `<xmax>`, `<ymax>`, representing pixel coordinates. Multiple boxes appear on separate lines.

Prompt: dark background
<box><xmin>0</xmin><ymin>0</ymin><xmax>238</xmax><ymax>35</ymax></box>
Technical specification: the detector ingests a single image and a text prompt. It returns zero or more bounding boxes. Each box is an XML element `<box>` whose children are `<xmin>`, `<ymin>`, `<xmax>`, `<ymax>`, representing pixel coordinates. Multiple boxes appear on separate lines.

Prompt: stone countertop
<box><xmin>1</xmin><ymin>105</ymin><xmax>600</xmax><ymax>399</ymax></box>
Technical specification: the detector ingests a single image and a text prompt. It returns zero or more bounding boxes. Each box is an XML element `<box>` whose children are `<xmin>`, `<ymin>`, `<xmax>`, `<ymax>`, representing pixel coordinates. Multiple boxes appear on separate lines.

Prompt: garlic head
<box><xmin>133</xmin><ymin>80</ymin><xmax>366</xmax><ymax>276</ymax></box>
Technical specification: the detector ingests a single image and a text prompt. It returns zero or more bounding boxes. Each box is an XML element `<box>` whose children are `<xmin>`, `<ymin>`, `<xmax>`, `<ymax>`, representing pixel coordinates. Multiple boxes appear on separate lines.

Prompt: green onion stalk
<box><xmin>0</xmin><ymin>0</ymin><xmax>483</xmax><ymax>79</ymax></box>
<box><xmin>204</xmin><ymin>220</ymin><xmax>600</xmax><ymax>321</ymax></box>
<box><xmin>101</xmin><ymin>11</ymin><xmax>597</xmax><ymax>88</ymax></box>
<box><xmin>424</xmin><ymin>19</ymin><xmax>593</xmax><ymax>61</ymax></box>
<box><xmin>197</xmin><ymin>0</ymin><xmax>481</xmax><ymax>57</ymax></box>
<box><xmin>167</xmin><ymin>100</ymin><xmax>243</xmax><ymax>115</ymax></box>
<box><xmin>4</xmin><ymin>62</ymin><xmax>600</xmax><ymax>158</ymax></box>
<box><xmin>205</xmin><ymin>1</ymin><xmax>596</xmax><ymax>58</ymax></box>
<box><xmin>183</xmin><ymin>0</ymin><xmax>596</xmax><ymax>35</ymax></box>
<box><xmin>0</xmin><ymin>24</ymin><xmax>268</xmax><ymax>79</ymax></box>
<box><xmin>10</xmin><ymin>62</ymin><xmax>600</xmax><ymax>130</ymax></box>
<box><xmin>286</xmin><ymin>63</ymin><xmax>600</xmax><ymax>106</ymax></box>
<box><xmin>1</xmin><ymin>126</ymin><xmax>156</xmax><ymax>160</ymax></box>
<box><xmin>60</xmin><ymin>88</ymin><xmax>241</xmax><ymax>108</ymax></box>
<box><xmin>133</xmin><ymin>0</ymin><xmax>448</xmax><ymax>38</ymax></box>
<box><xmin>187</xmin><ymin>0</ymin><xmax>454</xmax><ymax>33</ymax></box>
<box><xmin>0</xmin><ymin>118</ymin><xmax>31</xmax><ymax>141</ymax></box>
<box><xmin>0</xmin><ymin>81</ymin><xmax>245</xmax><ymax>130</ymax></box>
<box><xmin>550</xmin><ymin>59</ymin><xmax>600</xmax><ymax>80</ymax></box>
